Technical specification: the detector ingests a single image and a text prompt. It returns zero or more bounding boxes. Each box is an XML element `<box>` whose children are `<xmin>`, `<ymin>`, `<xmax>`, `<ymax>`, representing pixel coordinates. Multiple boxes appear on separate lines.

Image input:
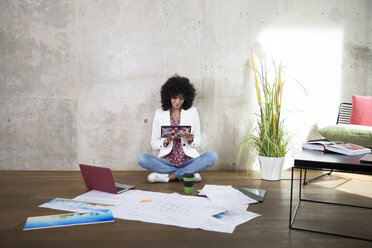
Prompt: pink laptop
<box><xmin>79</xmin><ymin>164</ymin><xmax>135</xmax><ymax>194</ymax></box>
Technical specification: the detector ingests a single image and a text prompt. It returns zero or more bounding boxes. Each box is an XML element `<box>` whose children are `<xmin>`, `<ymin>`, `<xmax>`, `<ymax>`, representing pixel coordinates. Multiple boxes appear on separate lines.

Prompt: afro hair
<box><xmin>160</xmin><ymin>75</ymin><xmax>196</xmax><ymax>111</ymax></box>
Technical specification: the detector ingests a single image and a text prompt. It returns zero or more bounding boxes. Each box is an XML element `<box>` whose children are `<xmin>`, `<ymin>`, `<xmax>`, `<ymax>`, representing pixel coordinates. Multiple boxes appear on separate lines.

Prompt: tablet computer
<box><xmin>161</xmin><ymin>126</ymin><xmax>191</xmax><ymax>138</ymax></box>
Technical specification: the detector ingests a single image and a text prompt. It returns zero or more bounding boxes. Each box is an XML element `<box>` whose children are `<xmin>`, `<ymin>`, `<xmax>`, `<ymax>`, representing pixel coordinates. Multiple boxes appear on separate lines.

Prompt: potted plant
<box><xmin>237</xmin><ymin>50</ymin><xmax>304</xmax><ymax>180</ymax></box>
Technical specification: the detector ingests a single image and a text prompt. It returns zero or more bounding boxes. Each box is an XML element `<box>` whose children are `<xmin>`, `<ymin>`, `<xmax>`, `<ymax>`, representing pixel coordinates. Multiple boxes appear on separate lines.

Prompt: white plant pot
<box><xmin>258</xmin><ymin>156</ymin><xmax>285</xmax><ymax>181</ymax></box>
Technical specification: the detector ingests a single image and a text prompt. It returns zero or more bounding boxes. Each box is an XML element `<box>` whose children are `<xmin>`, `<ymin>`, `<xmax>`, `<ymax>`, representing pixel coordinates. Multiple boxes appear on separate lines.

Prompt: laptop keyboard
<box><xmin>116</xmin><ymin>186</ymin><xmax>124</xmax><ymax>192</ymax></box>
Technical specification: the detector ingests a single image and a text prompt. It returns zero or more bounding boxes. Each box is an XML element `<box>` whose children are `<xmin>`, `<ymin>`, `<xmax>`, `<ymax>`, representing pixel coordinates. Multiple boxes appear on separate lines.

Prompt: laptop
<box><xmin>79</xmin><ymin>164</ymin><xmax>135</xmax><ymax>194</ymax></box>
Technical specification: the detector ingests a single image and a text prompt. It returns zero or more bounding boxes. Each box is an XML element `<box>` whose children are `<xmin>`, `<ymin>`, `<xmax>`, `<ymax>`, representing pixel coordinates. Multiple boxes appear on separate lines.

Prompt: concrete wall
<box><xmin>1</xmin><ymin>0</ymin><xmax>371</xmax><ymax>170</ymax></box>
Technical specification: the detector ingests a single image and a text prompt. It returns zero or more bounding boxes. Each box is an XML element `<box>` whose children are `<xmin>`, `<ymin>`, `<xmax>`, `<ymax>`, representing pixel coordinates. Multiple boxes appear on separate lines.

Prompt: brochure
<box><xmin>302</xmin><ymin>141</ymin><xmax>341</xmax><ymax>152</ymax></box>
<box><xmin>302</xmin><ymin>141</ymin><xmax>371</xmax><ymax>156</ymax></box>
<box><xmin>24</xmin><ymin>211</ymin><xmax>114</xmax><ymax>230</ymax></box>
<box><xmin>39</xmin><ymin>198</ymin><xmax>113</xmax><ymax>213</ymax></box>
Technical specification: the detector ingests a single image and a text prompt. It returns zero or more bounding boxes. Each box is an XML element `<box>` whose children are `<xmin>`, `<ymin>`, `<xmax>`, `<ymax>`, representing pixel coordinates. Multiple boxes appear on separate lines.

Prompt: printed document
<box><xmin>200</xmin><ymin>185</ymin><xmax>257</xmax><ymax>209</ymax></box>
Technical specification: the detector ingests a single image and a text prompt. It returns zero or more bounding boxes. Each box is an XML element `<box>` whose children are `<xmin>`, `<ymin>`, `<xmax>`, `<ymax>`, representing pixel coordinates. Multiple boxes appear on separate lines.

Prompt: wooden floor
<box><xmin>0</xmin><ymin>170</ymin><xmax>372</xmax><ymax>248</ymax></box>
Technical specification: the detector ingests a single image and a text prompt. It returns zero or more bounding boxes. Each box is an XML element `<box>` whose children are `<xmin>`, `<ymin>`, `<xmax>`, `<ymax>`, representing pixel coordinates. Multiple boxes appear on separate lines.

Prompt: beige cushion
<box><xmin>306</xmin><ymin>123</ymin><xmax>325</xmax><ymax>141</ymax></box>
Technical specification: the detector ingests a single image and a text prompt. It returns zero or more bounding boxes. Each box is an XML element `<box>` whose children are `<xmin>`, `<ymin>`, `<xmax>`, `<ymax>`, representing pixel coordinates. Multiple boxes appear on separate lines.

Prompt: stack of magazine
<box><xmin>302</xmin><ymin>141</ymin><xmax>371</xmax><ymax>156</ymax></box>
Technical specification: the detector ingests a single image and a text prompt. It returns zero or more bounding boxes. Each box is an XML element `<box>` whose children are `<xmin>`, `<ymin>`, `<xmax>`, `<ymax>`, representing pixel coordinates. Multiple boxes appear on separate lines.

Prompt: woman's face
<box><xmin>171</xmin><ymin>94</ymin><xmax>185</xmax><ymax>110</ymax></box>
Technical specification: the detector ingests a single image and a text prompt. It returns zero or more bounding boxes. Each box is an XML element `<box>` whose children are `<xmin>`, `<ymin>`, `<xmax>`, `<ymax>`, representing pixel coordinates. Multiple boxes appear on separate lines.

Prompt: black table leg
<box><xmin>289</xmin><ymin>166</ymin><xmax>372</xmax><ymax>242</ymax></box>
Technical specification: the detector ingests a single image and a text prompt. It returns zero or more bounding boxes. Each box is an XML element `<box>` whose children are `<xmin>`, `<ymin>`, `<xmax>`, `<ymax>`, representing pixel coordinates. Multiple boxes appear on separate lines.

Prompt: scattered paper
<box><xmin>109</xmin><ymin>189</ymin><xmax>259</xmax><ymax>233</ymax></box>
<box><xmin>36</xmin><ymin>185</ymin><xmax>262</xmax><ymax>233</ymax></box>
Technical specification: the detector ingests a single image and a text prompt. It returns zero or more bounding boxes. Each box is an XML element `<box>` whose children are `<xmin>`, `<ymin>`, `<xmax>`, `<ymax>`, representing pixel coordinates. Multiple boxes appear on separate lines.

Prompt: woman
<box><xmin>138</xmin><ymin>75</ymin><xmax>217</xmax><ymax>183</ymax></box>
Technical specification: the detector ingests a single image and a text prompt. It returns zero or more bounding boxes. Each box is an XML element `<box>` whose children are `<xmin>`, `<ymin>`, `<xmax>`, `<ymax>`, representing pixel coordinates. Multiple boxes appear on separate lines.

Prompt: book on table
<box><xmin>360</xmin><ymin>153</ymin><xmax>372</xmax><ymax>163</ymax></box>
<box><xmin>302</xmin><ymin>141</ymin><xmax>371</xmax><ymax>156</ymax></box>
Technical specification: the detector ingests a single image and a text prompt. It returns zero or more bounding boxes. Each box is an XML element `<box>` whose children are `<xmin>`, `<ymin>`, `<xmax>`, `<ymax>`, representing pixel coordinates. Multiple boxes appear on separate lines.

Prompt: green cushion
<box><xmin>318</xmin><ymin>124</ymin><xmax>372</xmax><ymax>148</ymax></box>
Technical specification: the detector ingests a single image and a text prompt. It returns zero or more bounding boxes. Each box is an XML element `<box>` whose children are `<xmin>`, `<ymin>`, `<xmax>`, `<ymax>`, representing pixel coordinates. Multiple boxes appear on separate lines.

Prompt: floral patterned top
<box><xmin>163</xmin><ymin>115</ymin><xmax>191</xmax><ymax>166</ymax></box>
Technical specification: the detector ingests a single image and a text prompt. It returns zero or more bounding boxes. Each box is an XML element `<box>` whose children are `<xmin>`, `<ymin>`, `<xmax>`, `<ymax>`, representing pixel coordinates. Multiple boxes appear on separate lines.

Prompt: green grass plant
<box><xmin>237</xmin><ymin>50</ymin><xmax>304</xmax><ymax>169</ymax></box>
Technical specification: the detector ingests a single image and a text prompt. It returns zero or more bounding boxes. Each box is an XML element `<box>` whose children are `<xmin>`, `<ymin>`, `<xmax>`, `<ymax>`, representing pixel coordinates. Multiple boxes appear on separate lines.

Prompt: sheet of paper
<box><xmin>211</xmin><ymin>209</ymin><xmax>260</xmax><ymax>226</ymax></box>
<box><xmin>201</xmin><ymin>185</ymin><xmax>257</xmax><ymax>209</ymax></box>
<box><xmin>199</xmin><ymin>217</ymin><xmax>236</xmax><ymax>233</ymax></box>
<box><xmin>73</xmin><ymin>189</ymin><xmax>137</xmax><ymax>205</ymax></box>
<box><xmin>198</xmin><ymin>207</ymin><xmax>260</xmax><ymax>233</ymax></box>
<box><xmin>112</xmin><ymin>191</ymin><xmax>215</xmax><ymax>229</ymax></box>
<box><xmin>39</xmin><ymin>198</ymin><xmax>113</xmax><ymax>213</ymax></box>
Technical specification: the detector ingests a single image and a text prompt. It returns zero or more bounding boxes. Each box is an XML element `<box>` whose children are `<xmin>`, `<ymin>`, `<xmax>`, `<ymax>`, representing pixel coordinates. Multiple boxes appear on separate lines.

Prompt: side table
<box><xmin>289</xmin><ymin>150</ymin><xmax>372</xmax><ymax>241</ymax></box>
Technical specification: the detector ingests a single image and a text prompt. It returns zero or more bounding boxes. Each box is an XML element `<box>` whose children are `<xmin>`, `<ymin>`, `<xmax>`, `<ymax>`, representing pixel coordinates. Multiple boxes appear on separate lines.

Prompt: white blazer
<box><xmin>151</xmin><ymin>107</ymin><xmax>201</xmax><ymax>158</ymax></box>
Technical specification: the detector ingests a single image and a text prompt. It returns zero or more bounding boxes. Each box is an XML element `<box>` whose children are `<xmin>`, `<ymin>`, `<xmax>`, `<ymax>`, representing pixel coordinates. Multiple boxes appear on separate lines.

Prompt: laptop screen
<box><xmin>79</xmin><ymin>164</ymin><xmax>118</xmax><ymax>194</ymax></box>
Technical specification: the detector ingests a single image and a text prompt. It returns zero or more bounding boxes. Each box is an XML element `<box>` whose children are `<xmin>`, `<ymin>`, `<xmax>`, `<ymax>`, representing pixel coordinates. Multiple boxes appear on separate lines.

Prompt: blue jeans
<box><xmin>137</xmin><ymin>151</ymin><xmax>217</xmax><ymax>180</ymax></box>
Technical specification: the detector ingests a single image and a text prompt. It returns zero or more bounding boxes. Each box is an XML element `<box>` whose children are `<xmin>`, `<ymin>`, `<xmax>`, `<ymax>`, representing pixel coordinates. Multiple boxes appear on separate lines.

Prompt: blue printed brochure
<box><xmin>24</xmin><ymin>211</ymin><xmax>114</xmax><ymax>230</ymax></box>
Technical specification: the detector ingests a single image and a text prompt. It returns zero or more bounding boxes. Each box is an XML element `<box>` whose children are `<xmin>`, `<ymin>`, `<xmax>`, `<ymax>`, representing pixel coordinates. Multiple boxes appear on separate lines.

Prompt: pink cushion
<box><xmin>349</xmin><ymin>95</ymin><xmax>372</xmax><ymax>127</ymax></box>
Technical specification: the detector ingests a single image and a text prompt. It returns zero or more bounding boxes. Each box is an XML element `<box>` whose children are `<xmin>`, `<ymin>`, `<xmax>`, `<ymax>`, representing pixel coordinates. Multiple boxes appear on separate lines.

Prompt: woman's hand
<box><xmin>164</xmin><ymin>137</ymin><xmax>173</xmax><ymax>146</ymax></box>
<box><xmin>182</xmin><ymin>132</ymin><xmax>194</xmax><ymax>143</ymax></box>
